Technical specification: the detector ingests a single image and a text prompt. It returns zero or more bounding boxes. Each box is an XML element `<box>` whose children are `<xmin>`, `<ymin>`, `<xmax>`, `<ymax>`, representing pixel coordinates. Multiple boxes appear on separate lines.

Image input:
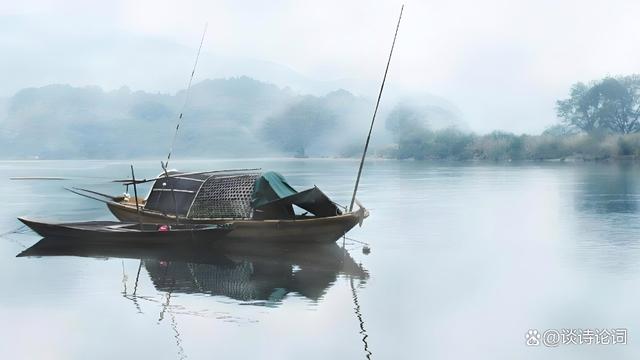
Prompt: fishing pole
<box><xmin>349</xmin><ymin>5</ymin><xmax>404</xmax><ymax>212</ymax></box>
<box><xmin>130</xmin><ymin>164</ymin><xmax>142</xmax><ymax>224</ymax></box>
<box><xmin>160</xmin><ymin>161</ymin><xmax>180</xmax><ymax>225</ymax></box>
<box><xmin>163</xmin><ymin>23</ymin><xmax>208</xmax><ymax>170</ymax></box>
<box><xmin>160</xmin><ymin>23</ymin><xmax>207</xmax><ymax>223</ymax></box>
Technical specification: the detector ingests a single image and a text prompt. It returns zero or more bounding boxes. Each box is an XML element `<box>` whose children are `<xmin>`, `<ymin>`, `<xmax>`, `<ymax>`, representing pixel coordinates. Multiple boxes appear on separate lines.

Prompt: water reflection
<box><xmin>17</xmin><ymin>238</ymin><xmax>372</xmax><ymax>359</ymax></box>
<box><xmin>17</xmin><ymin>239</ymin><xmax>369</xmax><ymax>306</ymax></box>
<box><xmin>575</xmin><ymin>162</ymin><xmax>640</xmax><ymax>214</ymax></box>
<box><xmin>564</xmin><ymin>163</ymin><xmax>640</xmax><ymax>274</ymax></box>
<box><xmin>9</xmin><ymin>160</ymin><xmax>640</xmax><ymax>359</ymax></box>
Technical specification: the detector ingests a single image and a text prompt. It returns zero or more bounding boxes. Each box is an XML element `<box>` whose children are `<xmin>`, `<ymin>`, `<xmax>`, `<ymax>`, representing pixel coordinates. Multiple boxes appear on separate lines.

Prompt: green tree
<box><xmin>261</xmin><ymin>96</ymin><xmax>337</xmax><ymax>157</ymax></box>
<box><xmin>557</xmin><ymin>75</ymin><xmax>640</xmax><ymax>134</ymax></box>
<box><xmin>385</xmin><ymin>103</ymin><xmax>427</xmax><ymax>139</ymax></box>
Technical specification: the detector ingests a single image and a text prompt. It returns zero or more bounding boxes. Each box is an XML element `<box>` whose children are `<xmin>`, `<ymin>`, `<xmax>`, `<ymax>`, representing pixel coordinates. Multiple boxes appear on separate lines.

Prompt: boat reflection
<box><xmin>17</xmin><ymin>238</ymin><xmax>369</xmax><ymax>305</ymax></box>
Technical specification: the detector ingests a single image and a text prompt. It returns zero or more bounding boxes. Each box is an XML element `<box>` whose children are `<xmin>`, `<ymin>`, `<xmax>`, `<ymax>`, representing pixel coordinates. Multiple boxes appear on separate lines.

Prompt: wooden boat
<box><xmin>18</xmin><ymin>217</ymin><xmax>232</xmax><ymax>244</ymax></box>
<box><xmin>73</xmin><ymin>169</ymin><xmax>369</xmax><ymax>243</ymax></box>
<box><xmin>108</xmin><ymin>203</ymin><xmax>367</xmax><ymax>243</ymax></box>
<box><xmin>13</xmin><ymin>8</ymin><xmax>403</xmax><ymax>246</ymax></box>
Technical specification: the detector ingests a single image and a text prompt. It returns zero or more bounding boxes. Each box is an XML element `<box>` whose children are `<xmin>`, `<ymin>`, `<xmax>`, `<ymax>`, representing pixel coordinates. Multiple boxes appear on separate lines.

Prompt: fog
<box><xmin>0</xmin><ymin>77</ymin><xmax>466</xmax><ymax>159</ymax></box>
<box><xmin>2</xmin><ymin>0</ymin><xmax>640</xmax><ymax>135</ymax></box>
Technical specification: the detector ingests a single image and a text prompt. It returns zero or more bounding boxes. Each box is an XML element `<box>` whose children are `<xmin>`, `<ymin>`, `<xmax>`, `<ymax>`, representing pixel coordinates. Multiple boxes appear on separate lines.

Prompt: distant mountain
<box><xmin>0</xmin><ymin>15</ymin><xmax>375</xmax><ymax>99</ymax></box>
<box><xmin>0</xmin><ymin>77</ymin><xmax>379</xmax><ymax>159</ymax></box>
<box><xmin>0</xmin><ymin>75</ymin><xmax>468</xmax><ymax>160</ymax></box>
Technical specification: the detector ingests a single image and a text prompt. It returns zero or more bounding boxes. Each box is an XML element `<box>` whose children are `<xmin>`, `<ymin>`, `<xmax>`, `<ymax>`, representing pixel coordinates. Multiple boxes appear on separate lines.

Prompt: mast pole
<box><xmin>159</xmin><ymin>23</ymin><xmax>207</xmax><ymax>223</ymax></box>
<box><xmin>163</xmin><ymin>22</ymin><xmax>208</xmax><ymax>170</ymax></box>
<box><xmin>349</xmin><ymin>5</ymin><xmax>404</xmax><ymax>212</ymax></box>
<box><xmin>130</xmin><ymin>165</ymin><xmax>142</xmax><ymax>222</ymax></box>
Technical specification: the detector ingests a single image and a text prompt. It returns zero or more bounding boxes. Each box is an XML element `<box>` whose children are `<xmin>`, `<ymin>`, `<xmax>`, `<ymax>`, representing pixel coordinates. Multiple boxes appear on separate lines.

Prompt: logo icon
<box><xmin>526</xmin><ymin>329</ymin><xmax>541</xmax><ymax>346</ymax></box>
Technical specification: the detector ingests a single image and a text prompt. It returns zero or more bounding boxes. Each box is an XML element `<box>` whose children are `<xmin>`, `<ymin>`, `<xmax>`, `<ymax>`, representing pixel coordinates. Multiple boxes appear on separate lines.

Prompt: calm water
<box><xmin>2</xmin><ymin>159</ymin><xmax>640</xmax><ymax>359</ymax></box>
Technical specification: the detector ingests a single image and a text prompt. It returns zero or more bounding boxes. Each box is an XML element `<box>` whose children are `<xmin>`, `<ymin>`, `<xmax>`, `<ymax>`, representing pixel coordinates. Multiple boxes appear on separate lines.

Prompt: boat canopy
<box><xmin>251</xmin><ymin>172</ymin><xmax>342</xmax><ymax>219</ymax></box>
<box><xmin>143</xmin><ymin>170</ymin><xmax>342</xmax><ymax>220</ymax></box>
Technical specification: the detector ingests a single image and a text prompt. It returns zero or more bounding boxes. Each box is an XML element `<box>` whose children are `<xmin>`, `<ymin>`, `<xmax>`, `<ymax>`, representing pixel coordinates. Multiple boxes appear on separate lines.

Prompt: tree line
<box><xmin>379</xmin><ymin>74</ymin><xmax>640</xmax><ymax>161</ymax></box>
<box><xmin>557</xmin><ymin>75</ymin><xmax>640</xmax><ymax>134</ymax></box>
<box><xmin>0</xmin><ymin>78</ymin><xmax>373</xmax><ymax>159</ymax></box>
<box><xmin>4</xmin><ymin>74</ymin><xmax>640</xmax><ymax>161</ymax></box>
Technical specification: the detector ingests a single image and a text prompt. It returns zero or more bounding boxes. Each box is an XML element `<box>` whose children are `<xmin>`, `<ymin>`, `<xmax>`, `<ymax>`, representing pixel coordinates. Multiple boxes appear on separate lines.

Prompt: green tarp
<box><xmin>251</xmin><ymin>171</ymin><xmax>298</xmax><ymax>209</ymax></box>
<box><xmin>251</xmin><ymin>171</ymin><xmax>341</xmax><ymax>219</ymax></box>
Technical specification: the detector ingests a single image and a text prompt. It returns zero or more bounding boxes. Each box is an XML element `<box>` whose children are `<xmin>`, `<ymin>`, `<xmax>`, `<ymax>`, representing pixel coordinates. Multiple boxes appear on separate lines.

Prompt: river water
<box><xmin>1</xmin><ymin>159</ymin><xmax>640</xmax><ymax>359</ymax></box>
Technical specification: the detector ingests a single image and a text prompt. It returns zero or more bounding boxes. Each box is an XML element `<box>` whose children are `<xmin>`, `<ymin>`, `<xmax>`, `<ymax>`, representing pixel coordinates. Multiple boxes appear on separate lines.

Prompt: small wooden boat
<box><xmin>72</xmin><ymin>169</ymin><xmax>369</xmax><ymax>243</ymax></box>
<box><xmin>13</xmin><ymin>9</ymin><xmax>402</xmax><ymax>246</ymax></box>
<box><xmin>18</xmin><ymin>217</ymin><xmax>232</xmax><ymax>244</ymax></box>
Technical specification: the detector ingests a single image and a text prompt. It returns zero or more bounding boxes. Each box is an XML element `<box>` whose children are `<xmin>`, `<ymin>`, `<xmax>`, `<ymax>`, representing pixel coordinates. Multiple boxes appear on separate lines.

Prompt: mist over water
<box><xmin>0</xmin><ymin>78</ymin><xmax>464</xmax><ymax>160</ymax></box>
<box><xmin>4</xmin><ymin>1</ymin><xmax>640</xmax><ymax>358</ymax></box>
<box><xmin>1</xmin><ymin>159</ymin><xmax>640</xmax><ymax>359</ymax></box>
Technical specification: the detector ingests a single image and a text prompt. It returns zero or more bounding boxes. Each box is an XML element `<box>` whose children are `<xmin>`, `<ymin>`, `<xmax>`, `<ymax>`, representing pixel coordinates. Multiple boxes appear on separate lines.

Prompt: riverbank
<box><xmin>379</xmin><ymin>129</ymin><xmax>640</xmax><ymax>162</ymax></box>
<box><xmin>5</xmin><ymin>131</ymin><xmax>640</xmax><ymax>162</ymax></box>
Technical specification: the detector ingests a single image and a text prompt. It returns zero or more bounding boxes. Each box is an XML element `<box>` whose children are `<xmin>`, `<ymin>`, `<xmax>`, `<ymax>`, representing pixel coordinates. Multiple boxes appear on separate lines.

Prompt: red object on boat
<box><xmin>158</xmin><ymin>224</ymin><xmax>170</xmax><ymax>232</ymax></box>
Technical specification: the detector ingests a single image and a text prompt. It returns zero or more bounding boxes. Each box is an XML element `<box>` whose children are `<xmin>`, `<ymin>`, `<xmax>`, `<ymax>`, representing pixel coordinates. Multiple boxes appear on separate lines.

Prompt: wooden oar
<box><xmin>71</xmin><ymin>187</ymin><xmax>118</xmax><ymax>200</ymax></box>
<box><xmin>10</xmin><ymin>176</ymin><xmax>69</xmax><ymax>180</ymax></box>
<box><xmin>10</xmin><ymin>168</ymin><xmax>261</xmax><ymax>184</ymax></box>
<box><xmin>64</xmin><ymin>187</ymin><xmax>115</xmax><ymax>204</ymax></box>
<box><xmin>10</xmin><ymin>175</ymin><xmax>112</xmax><ymax>181</ymax></box>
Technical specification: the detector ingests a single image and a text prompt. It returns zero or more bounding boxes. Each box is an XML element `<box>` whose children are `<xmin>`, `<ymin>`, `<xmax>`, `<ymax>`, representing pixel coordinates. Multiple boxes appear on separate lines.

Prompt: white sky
<box><xmin>2</xmin><ymin>0</ymin><xmax>639</xmax><ymax>134</ymax></box>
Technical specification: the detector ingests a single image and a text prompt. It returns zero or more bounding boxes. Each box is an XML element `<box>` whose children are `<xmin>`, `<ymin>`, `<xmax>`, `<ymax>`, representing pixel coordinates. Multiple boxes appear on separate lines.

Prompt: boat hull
<box><xmin>107</xmin><ymin>201</ymin><xmax>366</xmax><ymax>243</ymax></box>
<box><xmin>18</xmin><ymin>217</ymin><xmax>232</xmax><ymax>245</ymax></box>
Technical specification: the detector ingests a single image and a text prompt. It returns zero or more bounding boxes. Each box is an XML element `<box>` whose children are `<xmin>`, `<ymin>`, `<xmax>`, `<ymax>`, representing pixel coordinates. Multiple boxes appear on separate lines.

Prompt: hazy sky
<box><xmin>2</xmin><ymin>0</ymin><xmax>640</xmax><ymax>134</ymax></box>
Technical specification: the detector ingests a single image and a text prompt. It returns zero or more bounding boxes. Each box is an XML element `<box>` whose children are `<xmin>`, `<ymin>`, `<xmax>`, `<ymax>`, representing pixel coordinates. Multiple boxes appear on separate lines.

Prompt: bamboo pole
<box><xmin>349</xmin><ymin>5</ymin><xmax>404</xmax><ymax>212</ymax></box>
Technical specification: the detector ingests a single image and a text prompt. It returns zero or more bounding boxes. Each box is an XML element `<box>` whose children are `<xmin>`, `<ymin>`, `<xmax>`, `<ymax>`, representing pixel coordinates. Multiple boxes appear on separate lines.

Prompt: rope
<box><xmin>344</xmin><ymin>236</ymin><xmax>370</xmax><ymax>246</ymax></box>
<box><xmin>0</xmin><ymin>225</ymin><xmax>30</xmax><ymax>249</ymax></box>
<box><xmin>0</xmin><ymin>225</ymin><xmax>28</xmax><ymax>238</ymax></box>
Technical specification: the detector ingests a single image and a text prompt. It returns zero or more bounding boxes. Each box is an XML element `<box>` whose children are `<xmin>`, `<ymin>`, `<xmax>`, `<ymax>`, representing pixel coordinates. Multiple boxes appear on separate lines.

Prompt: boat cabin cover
<box><xmin>143</xmin><ymin>170</ymin><xmax>342</xmax><ymax>220</ymax></box>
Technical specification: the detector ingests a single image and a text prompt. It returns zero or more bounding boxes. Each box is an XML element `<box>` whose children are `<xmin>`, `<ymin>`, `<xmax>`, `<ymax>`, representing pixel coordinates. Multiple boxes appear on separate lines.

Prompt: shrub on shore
<box><xmin>385</xmin><ymin>129</ymin><xmax>640</xmax><ymax>161</ymax></box>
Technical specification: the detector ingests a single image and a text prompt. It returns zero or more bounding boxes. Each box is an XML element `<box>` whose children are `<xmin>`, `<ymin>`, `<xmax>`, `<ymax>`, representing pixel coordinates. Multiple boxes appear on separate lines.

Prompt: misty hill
<box><xmin>0</xmin><ymin>15</ymin><xmax>378</xmax><ymax>99</ymax></box>
<box><xmin>0</xmin><ymin>77</ymin><xmax>466</xmax><ymax>159</ymax></box>
<box><xmin>0</xmin><ymin>77</ymin><xmax>361</xmax><ymax>159</ymax></box>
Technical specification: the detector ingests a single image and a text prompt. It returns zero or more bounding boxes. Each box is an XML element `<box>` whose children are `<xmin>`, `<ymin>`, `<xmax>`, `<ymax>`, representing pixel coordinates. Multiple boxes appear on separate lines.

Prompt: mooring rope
<box><xmin>0</xmin><ymin>225</ymin><xmax>30</xmax><ymax>249</ymax></box>
<box><xmin>0</xmin><ymin>225</ymin><xmax>28</xmax><ymax>238</ymax></box>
